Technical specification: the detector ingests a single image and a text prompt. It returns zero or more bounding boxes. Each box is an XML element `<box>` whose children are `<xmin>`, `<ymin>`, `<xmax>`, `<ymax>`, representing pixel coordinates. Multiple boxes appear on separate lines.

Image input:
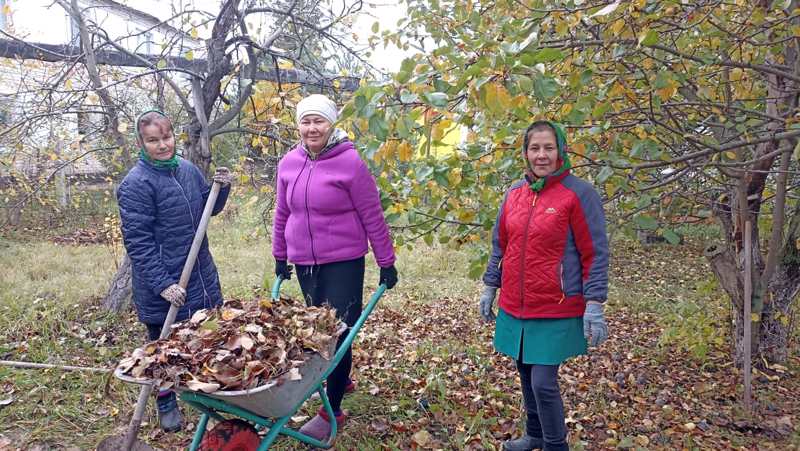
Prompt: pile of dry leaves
<box><xmin>117</xmin><ymin>296</ymin><xmax>342</xmax><ymax>393</ymax></box>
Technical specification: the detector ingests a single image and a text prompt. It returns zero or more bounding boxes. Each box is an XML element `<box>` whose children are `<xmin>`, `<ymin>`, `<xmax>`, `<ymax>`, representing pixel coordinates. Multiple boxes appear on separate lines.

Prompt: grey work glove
<box><xmin>478</xmin><ymin>285</ymin><xmax>498</xmax><ymax>322</ymax></box>
<box><xmin>583</xmin><ymin>302</ymin><xmax>608</xmax><ymax>347</ymax></box>
<box><xmin>212</xmin><ymin>167</ymin><xmax>233</xmax><ymax>186</ymax></box>
<box><xmin>160</xmin><ymin>284</ymin><xmax>186</xmax><ymax>307</ymax></box>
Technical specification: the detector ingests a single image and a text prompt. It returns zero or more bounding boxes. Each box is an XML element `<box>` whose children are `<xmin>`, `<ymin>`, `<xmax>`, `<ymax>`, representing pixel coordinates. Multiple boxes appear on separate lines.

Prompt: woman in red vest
<box><xmin>479</xmin><ymin>121</ymin><xmax>610</xmax><ymax>451</ymax></box>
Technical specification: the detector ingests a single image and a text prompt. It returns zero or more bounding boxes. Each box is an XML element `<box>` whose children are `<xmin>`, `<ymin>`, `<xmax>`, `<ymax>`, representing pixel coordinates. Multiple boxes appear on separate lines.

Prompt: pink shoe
<box><xmin>298</xmin><ymin>407</ymin><xmax>347</xmax><ymax>443</ymax></box>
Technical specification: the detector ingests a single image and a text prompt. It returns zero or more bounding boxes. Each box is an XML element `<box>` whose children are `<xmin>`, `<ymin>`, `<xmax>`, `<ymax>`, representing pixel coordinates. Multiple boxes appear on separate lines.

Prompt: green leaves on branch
<box><xmin>634</xmin><ymin>215</ymin><xmax>659</xmax><ymax>231</ymax></box>
<box><xmin>661</xmin><ymin>229</ymin><xmax>682</xmax><ymax>245</ymax></box>
<box><xmin>532</xmin><ymin>74</ymin><xmax>559</xmax><ymax>103</ymax></box>
<box><xmin>423</xmin><ymin>92</ymin><xmax>449</xmax><ymax>108</ymax></box>
<box><xmin>520</xmin><ymin>48</ymin><xmax>565</xmax><ymax>65</ymax></box>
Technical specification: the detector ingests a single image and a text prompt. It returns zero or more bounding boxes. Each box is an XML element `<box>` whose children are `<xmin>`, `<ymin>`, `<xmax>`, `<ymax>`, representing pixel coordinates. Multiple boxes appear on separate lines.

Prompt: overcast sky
<box><xmin>352</xmin><ymin>1</ymin><xmax>410</xmax><ymax>72</ymax></box>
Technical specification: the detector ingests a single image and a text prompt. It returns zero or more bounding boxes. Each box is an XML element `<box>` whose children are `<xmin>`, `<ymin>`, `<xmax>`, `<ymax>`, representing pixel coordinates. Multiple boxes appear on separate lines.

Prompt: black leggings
<box><xmin>295</xmin><ymin>257</ymin><xmax>364</xmax><ymax>413</ymax></box>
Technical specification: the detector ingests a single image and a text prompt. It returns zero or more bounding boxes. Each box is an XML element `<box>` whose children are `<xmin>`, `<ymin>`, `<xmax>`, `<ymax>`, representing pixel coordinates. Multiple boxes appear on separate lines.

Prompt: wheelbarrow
<box><xmin>116</xmin><ymin>276</ymin><xmax>386</xmax><ymax>450</ymax></box>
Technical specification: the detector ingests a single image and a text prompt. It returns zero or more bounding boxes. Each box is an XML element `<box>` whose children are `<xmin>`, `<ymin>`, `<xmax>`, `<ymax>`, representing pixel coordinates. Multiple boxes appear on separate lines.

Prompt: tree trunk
<box><xmin>759</xmin><ymin>219</ymin><xmax>800</xmax><ymax>363</ymax></box>
<box><xmin>102</xmin><ymin>253</ymin><xmax>133</xmax><ymax>313</ymax></box>
<box><xmin>186</xmin><ymin>118</ymin><xmax>212</xmax><ymax>176</ymax></box>
<box><xmin>706</xmin><ymin>241</ymin><xmax>800</xmax><ymax>366</ymax></box>
<box><xmin>705</xmin><ymin>244</ymin><xmax>749</xmax><ymax>363</ymax></box>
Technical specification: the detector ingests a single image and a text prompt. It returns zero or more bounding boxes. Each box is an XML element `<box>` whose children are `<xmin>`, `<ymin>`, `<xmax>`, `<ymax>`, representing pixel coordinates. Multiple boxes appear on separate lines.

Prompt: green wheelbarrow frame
<box><xmin>179</xmin><ymin>277</ymin><xmax>386</xmax><ymax>450</ymax></box>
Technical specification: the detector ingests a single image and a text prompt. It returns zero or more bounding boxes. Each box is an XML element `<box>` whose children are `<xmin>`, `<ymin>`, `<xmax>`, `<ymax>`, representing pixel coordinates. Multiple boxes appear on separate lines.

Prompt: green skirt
<box><xmin>494</xmin><ymin>308</ymin><xmax>587</xmax><ymax>365</ymax></box>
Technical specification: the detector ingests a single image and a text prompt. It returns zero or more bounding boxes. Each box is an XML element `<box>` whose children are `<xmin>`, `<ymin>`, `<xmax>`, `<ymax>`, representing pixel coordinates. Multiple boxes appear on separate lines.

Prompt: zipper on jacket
<box><xmin>519</xmin><ymin>192</ymin><xmax>538</xmax><ymax>309</ymax></box>
<box><xmin>171</xmin><ymin>172</ymin><xmax>210</xmax><ymax>302</ymax></box>
<box><xmin>304</xmin><ymin>161</ymin><xmax>318</xmax><ymax>265</ymax></box>
<box><xmin>559</xmin><ymin>263</ymin><xmax>565</xmax><ymax>304</ymax></box>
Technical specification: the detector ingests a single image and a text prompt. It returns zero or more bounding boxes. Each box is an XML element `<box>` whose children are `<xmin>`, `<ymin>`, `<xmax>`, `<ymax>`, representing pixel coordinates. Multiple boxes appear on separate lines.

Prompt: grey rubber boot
<box><xmin>158</xmin><ymin>406</ymin><xmax>183</xmax><ymax>433</ymax></box>
<box><xmin>503</xmin><ymin>435</ymin><xmax>544</xmax><ymax>451</ymax></box>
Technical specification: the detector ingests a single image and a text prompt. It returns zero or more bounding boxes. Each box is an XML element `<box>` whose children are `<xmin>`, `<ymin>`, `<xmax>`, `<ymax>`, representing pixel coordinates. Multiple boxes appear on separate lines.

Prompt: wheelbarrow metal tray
<box><xmin>115</xmin><ymin>324</ymin><xmax>345</xmax><ymax>419</ymax></box>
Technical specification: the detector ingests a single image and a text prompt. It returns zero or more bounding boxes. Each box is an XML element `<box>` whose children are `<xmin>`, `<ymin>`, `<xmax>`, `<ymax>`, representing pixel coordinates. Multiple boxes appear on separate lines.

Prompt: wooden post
<box><xmin>55</xmin><ymin>165</ymin><xmax>68</xmax><ymax>207</ymax></box>
<box><xmin>743</xmin><ymin>219</ymin><xmax>753</xmax><ymax>413</ymax></box>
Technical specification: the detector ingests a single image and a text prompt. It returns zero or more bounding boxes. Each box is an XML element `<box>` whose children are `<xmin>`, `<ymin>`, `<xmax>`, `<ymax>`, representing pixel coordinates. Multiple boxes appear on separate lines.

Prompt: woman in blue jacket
<box><xmin>116</xmin><ymin>110</ymin><xmax>231</xmax><ymax>432</ymax></box>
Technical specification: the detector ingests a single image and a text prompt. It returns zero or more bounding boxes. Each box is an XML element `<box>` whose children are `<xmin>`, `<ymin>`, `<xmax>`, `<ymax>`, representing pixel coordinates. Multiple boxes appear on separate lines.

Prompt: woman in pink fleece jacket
<box><xmin>272</xmin><ymin>93</ymin><xmax>398</xmax><ymax>442</ymax></box>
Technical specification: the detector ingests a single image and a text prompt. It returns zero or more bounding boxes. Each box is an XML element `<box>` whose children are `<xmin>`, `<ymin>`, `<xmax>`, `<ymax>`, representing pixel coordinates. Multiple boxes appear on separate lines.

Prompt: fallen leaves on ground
<box><xmin>51</xmin><ymin>228</ymin><xmax>110</xmax><ymax>246</ymax></box>
<box><xmin>117</xmin><ymin>296</ymin><xmax>341</xmax><ymax>393</ymax></box>
<box><xmin>340</xmin><ymin>240</ymin><xmax>800</xmax><ymax>450</ymax></box>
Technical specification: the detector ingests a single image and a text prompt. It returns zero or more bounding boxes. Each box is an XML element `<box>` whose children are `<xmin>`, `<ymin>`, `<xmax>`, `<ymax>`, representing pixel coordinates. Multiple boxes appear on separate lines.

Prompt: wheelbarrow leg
<box><xmin>319</xmin><ymin>387</ymin><xmax>338</xmax><ymax>444</ymax></box>
<box><xmin>275</xmin><ymin>387</ymin><xmax>337</xmax><ymax>449</ymax></box>
<box><xmin>189</xmin><ymin>413</ymin><xmax>210</xmax><ymax>451</ymax></box>
<box><xmin>257</xmin><ymin>414</ymin><xmax>292</xmax><ymax>451</ymax></box>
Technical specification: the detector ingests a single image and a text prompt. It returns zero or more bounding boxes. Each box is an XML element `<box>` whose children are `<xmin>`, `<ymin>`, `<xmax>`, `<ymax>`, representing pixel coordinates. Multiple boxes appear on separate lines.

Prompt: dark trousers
<box><xmin>145</xmin><ymin>323</ymin><xmax>178</xmax><ymax>413</ymax></box>
<box><xmin>516</xmin><ymin>360</ymin><xmax>569</xmax><ymax>451</ymax></box>
<box><xmin>296</xmin><ymin>257</ymin><xmax>364</xmax><ymax>414</ymax></box>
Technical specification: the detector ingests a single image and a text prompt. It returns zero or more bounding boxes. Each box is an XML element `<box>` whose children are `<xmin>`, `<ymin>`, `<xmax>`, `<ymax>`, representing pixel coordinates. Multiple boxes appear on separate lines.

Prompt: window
<box><xmin>135</xmin><ymin>30</ymin><xmax>153</xmax><ymax>55</ymax></box>
<box><xmin>76</xmin><ymin>112</ymin><xmax>90</xmax><ymax>135</ymax></box>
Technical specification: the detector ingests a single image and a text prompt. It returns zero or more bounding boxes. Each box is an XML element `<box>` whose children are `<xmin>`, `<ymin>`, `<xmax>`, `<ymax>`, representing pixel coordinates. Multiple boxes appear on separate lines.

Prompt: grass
<box><xmin>1</xmin><ymin>193</ymin><xmax>799</xmax><ymax>450</ymax></box>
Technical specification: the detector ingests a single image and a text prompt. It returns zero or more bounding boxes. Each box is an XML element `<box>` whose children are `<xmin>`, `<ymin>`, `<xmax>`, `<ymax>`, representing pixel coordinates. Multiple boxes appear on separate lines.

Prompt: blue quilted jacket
<box><xmin>117</xmin><ymin>158</ymin><xmax>229</xmax><ymax>325</ymax></box>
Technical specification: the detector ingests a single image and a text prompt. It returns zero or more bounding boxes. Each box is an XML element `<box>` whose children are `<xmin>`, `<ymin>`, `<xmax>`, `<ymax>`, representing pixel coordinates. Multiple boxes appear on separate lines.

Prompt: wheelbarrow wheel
<box><xmin>198</xmin><ymin>419</ymin><xmax>260</xmax><ymax>451</ymax></box>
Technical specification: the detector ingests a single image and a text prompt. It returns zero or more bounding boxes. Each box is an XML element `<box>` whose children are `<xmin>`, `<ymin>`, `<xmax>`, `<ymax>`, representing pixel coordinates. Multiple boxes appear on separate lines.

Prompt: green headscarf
<box><xmin>136</xmin><ymin>109</ymin><xmax>179</xmax><ymax>169</ymax></box>
<box><xmin>523</xmin><ymin>120</ymin><xmax>571</xmax><ymax>192</ymax></box>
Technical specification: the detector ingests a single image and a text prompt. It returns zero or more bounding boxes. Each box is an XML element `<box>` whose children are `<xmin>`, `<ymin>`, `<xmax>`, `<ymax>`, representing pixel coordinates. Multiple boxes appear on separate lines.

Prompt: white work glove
<box><xmin>212</xmin><ymin>167</ymin><xmax>233</xmax><ymax>186</ymax></box>
<box><xmin>583</xmin><ymin>302</ymin><xmax>609</xmax><ymax>347</ymax></box>
<box><xmin>160</xmin><ymin>284</ymin><xmax>186</xmax><ymax>307</ymax></box>
<box><xmin>478</xmin><ymin>285</ymin><xmax>498</xmax><ymax>322</ymax></box>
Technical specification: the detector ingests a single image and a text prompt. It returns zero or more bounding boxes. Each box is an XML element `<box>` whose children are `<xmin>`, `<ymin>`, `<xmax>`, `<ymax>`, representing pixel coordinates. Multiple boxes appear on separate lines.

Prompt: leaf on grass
<box><xmin>412</xmin><ymin>429</ymin><xmax>432</xmax><ymax>447</ymax></box>
<box><xmin>221</xmin><ymin>308</ymin><xmax>244</xmax><ymax>321</ymax></box>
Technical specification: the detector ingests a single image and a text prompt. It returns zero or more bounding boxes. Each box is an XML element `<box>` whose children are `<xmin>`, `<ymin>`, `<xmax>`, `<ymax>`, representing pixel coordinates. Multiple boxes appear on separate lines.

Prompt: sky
<box><xmin>351</xmin><ymin>1</ymin><xmax>411</xmax><ymax>73</ymax></box>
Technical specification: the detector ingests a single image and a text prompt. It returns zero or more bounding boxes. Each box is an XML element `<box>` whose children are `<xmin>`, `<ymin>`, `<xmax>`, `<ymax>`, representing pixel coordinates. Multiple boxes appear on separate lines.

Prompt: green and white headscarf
<box><xmin>136</xmin><ymin>109</ymin><xmax>179</xmax><ymax>169</ymax></box>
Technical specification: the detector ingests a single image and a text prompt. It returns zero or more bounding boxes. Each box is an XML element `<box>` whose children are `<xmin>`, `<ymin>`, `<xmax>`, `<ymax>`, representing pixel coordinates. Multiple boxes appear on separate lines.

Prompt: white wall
<box><xmin>5</xmin><ymin>0</ymin><xmax>203</xmax><ymax>56</ymax></box>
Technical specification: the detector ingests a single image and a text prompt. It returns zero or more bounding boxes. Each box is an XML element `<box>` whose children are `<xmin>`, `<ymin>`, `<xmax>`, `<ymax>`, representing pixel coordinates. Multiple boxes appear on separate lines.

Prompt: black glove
<box><xmin>379</xmin><ymin>265</ymin><xmax>398</xmax><ymax>289</ymax></box>
<box><xmin>275</xmin><ymin>259</ymin><xmax>293</xmax><ymax>280</ymax></box>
